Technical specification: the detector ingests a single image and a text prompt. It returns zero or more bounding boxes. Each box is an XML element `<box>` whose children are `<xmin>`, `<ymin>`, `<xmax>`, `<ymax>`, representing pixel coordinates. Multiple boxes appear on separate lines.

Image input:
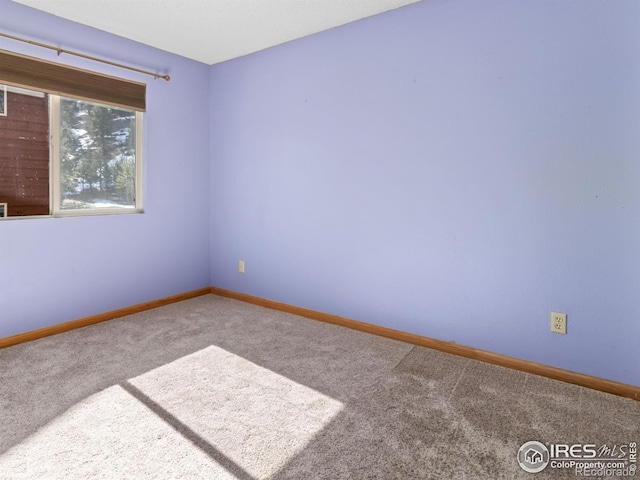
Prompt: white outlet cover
<box><xmin>551</xmin><ymin>312</ymin><xmax>567</xmax><ymax>334</ymax></box>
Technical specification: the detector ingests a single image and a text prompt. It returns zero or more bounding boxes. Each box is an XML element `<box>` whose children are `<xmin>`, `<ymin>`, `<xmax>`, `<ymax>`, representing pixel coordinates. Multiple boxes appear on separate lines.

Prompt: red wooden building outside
<box><xmin>0</xmin><ymin>87</ymin><xmax>50</xmax><ymax>217</ymax></box>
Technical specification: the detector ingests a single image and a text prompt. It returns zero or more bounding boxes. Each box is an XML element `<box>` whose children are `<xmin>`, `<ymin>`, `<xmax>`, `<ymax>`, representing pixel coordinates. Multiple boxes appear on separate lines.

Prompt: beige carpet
<box><xmin>0</xmin><ymin>294</ymin><xmax>638</xmax><ymax>479</ymax></box>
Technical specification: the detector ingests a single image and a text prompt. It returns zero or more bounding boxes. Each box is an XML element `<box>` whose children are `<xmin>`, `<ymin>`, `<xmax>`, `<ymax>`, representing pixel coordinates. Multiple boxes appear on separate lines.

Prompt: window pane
<box><xmin>59</xmin><ymin>98</ymin><xmax>137</xmax><ymax>210</ymax></box>
<box><xmin>0</xmin><ymin>84</ymin><xmax>50</xmax><ymax>217</ymax></box>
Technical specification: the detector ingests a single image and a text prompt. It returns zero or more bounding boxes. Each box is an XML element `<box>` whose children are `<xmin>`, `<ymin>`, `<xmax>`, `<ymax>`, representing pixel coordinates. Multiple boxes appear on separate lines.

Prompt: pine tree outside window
<box><xmin>53</xmin><ymin>97</ymin><xmax>141</xmax><ymax>214</ymax></box>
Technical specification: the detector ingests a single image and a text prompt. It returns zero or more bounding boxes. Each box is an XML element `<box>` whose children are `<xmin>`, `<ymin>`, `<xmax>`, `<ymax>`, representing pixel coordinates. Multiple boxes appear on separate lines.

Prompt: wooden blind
<box><xmin>0</xmin><ymin>49</ymin><xmax>146</xmax><ymax>111</ymax></box>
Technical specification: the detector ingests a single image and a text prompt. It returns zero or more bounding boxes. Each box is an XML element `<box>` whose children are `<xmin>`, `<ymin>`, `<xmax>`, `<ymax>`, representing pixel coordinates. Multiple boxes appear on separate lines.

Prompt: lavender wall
<box><xmin>0</xmin><ymin>0</ymin><xmax>211</xmax><ymax>337</ymax></box>
<box><xmin>210</xmin><ymin>0</ymin><xmax>640</xmax><ymax>386</ymax></box>
<box><xmin>0</xmin><ymin>0</ymin><xmax>637</xmax><ymax>387</ymax></box>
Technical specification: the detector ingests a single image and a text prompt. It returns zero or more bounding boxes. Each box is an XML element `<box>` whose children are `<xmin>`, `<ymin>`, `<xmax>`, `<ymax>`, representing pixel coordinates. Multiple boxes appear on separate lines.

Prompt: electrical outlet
<box><xmin>551</xmin><ymin>312</ymin><xmax>567</xmax><ymax>334</ymax></box>
<box><xmin>238</xmin><ymin>260</ymin><xmax>245</xmax><ymax>274</ymax></box>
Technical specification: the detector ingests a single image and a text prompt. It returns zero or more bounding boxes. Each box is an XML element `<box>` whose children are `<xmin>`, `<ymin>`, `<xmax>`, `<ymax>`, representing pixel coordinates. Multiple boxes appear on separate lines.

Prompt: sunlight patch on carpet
<box><xmin>0</xmin><ymin>345</ymin><xmax>344</xmax><ymax>480</ymax></box>
<box><xmin>127</xmin><ymin>345</ymin><xmax>345</xmax><ymax>478</ymax></box>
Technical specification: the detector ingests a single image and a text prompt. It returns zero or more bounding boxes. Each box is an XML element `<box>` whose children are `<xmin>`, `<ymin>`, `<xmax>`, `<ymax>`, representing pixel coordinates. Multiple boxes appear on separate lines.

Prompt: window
<box><xmin>0</xmin><ymin>50</ymin><xmax>145</xmax><ymax>218</ymax></box>
<box><xmin>54</xmin><ymin>96</ymin><xmax>142</xmax><ymax>214</ymax></box>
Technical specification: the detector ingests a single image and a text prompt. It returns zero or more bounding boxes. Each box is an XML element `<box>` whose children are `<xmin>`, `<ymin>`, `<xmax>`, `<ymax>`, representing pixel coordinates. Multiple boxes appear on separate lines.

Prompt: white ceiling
<box><xmin>12</xmin><ymin>0</ymin><xmax>422</xmax><ymax>65</ymax></box>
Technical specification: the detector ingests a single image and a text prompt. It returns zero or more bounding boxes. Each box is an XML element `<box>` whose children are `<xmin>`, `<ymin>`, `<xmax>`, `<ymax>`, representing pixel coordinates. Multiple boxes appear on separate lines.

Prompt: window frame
<box><xmin>49</xmin><ymin>95</ymin><xmax>144</xmax><ymax>218</ymax></box>
<box><xmin>0</xmin><ymin>49</ymin><xmax>146</xmax><ymax>220</ymax></box>
<box><xmin>0</xmin><ymin>87</ymin><xmax>144</xmax><ymax>220</ymax></box>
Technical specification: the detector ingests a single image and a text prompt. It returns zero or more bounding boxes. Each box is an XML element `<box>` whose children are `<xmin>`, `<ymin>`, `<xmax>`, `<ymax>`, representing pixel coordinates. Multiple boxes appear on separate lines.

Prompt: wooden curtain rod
<box><xmin>0</xmin><ymin>31</ymin><xmax>170</xmax><ymax>81</ymax></box>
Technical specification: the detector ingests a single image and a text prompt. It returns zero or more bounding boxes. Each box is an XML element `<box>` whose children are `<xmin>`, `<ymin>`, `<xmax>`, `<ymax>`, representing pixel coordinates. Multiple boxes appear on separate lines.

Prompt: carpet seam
<box><xmin>390</xmin><ymin>345</ymin><xmax>416</xmax><ymax>372</ymax></box>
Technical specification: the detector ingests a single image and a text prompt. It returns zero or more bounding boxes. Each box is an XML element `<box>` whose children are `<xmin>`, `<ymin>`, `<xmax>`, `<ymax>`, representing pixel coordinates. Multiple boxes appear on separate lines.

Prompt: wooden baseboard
<box><xmin>2</xmin><ymin>285</ymin><xmax>637</xmax><ymax>401</ymax></box>
<box><xmin>0</xmin><ymin>287</ymin><xmax>211</xmax><ymax>350</ymax></box>
<box><xmin>210</xmin><ymin>286</ymin><xmax>640</xmax><ymax>402</ymax></box>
